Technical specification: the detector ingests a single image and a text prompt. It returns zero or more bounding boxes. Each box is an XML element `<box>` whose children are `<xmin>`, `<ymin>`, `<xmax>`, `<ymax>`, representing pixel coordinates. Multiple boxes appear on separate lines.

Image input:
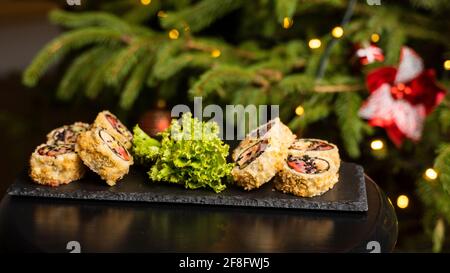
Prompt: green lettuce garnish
<box><xmin>132</xmin><ymin>112</ymin><xmax>234</xmax><ymax>193</ymax></box>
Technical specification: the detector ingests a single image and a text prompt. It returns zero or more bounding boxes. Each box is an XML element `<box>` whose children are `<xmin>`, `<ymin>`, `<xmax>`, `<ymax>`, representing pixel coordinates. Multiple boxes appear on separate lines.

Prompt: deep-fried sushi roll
<box><xmin>30</xmin><ymin>144</ymin><xmax>86</xmax><ymax>186</ymax></box>
<box><xmin>76</xmin><ymin>127</ymin><xmax>133</xmax><ymax>186</ymax></box>
<box><xmin>231</xmin><ymin>118</ymin><xmax>296</xmax><ymax>190</ymax></box>
<box><xmin>46</xmin><ymin>122</ymin><xmax>90</xmax><ymax>145</ymax></box>
<box><xmin>289</xmin><ymin>138</ymin><xmax>340</xmax><ymax>170</ymax></box>
<box><xmin>274</xmin><ymin>154</ymin><xmax>339</xmax><ymax>197</ymax></box>
<box><xmin>93</xmin><ymin>111</ymin><xmax>133</xmax><ymax>149</ymax></box>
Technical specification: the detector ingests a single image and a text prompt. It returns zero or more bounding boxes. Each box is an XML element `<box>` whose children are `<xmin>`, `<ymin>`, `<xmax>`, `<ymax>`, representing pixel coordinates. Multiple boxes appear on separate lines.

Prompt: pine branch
<box><xmin>277</xmin><ymin>74</ymin><xmax>315</xmax><ymax>94</ymax></box>
<box><xmin>335</xmin><ymin>92</ymin><xmax>365</xmax><ymax>158</ymax></box>
<box><xmin>22</xmin><ymin>27</ymin><xmax>125</xmax><ymax>87</ymax></box>
<box><xmin>84</xmin><ymin>51</ymin><xmax>117</xmax><ymax>99</ymax></box>
<box><xmin>49</xmin><ymin>10</ymin><xmax>130</xmax><ymax>31</ymax></box>
<box><xmin>106</xmin><ymin>39</ymin><xmax>152</xmax><ymax>87</ymax></box>
<box><xmin>434</xmin><ymin>146</ymin><xmax>450</xmax><ymax>195</ymax></box>
<box><xmin>123</xmin><ymin>0</ymin><xmax>161</xmax><ymax>24</ymax></box>
<box><xmin>189</xmin><ymin>65</ymin><xmax>257</xmax><ymax>97</ymax></box>
<box><xmin>120</xmin><ymin>58</ymin><xmax>153</xmax><ymax>110</ymax></box>
<box><xmin>275</xmin><ymin>0</ymin><xmax>298</xmax><ymax>23</ymax></box>
<box><xmin>56</xmin><ymin>47</ymin><xmax>112</xmax><ymax>101</ymax></box>
<box><xmin>160</xmin><ymin>0</ymin><xmax>244</xmax><ymax>32</ymax></box>
<box><xmin>153</xmin><ymin>52</ymin><xmax>214</xmax><ymax>81</ymax></box>
<box><xmin>288</xmin><ymin>93</ymin><xmax>333</xmax><ymax>131</ymax></box>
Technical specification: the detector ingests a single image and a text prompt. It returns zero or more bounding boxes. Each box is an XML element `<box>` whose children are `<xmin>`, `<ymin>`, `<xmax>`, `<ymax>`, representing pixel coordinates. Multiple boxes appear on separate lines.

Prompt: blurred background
<box><xmin>1</xmin><ymin>0</ymin><xmax>450</xmax><ymax>252</ymax></box>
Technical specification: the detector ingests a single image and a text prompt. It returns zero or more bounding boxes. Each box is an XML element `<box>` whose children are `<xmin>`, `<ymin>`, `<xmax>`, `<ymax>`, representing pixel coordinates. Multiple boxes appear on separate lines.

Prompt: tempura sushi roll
<box><xmin>274</xmin><ymin>154</ymin><xmax>339</xmax><ymax>197</ymax></box>
<box><xmin>76</xmin><ymin>127</ymin><xmax>133</xmax><ymax>186</ymax></box>
<box><xmin>231</xmin><ymin>118</ymin><xmax>296</xmax><ymax>190</ymax></box>
<box><xmin>46</xmin><ymin>122</ymin><xmax>90</xmax><ymax>145</ymax></box>
<box><xmin>29</xmin><ymin>144</ymin><xmax>86</xmax><ymax>186</ymax></box>
<box><xmin>289</xmin><ymin>138</ymin><xmax>340</xmax><ymax>170</ymax></box>
<box><xmin>93</xmin><ymin>111</ymin><xmax>133</xmax><ymax>149</ymax></box>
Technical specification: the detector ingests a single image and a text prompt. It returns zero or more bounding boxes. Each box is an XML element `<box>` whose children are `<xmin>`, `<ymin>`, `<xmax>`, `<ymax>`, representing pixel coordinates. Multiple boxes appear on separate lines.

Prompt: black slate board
<box><xmin>7</xmin><ymin>162</ymin><xmax>368</xmax><ymax>212</ymax></box>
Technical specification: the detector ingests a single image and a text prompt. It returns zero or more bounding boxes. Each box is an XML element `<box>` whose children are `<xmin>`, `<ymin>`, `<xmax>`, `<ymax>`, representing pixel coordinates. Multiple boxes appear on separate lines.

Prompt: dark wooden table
<box><xmin>0</xmin><ymin>175</ymin><xmax>397</xmax><ymax>253</ymax></box>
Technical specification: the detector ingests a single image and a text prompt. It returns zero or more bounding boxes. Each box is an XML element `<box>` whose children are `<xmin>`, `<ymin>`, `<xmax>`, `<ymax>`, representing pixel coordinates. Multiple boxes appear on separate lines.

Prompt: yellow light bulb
<box><xmin>425</xmin><ymin>168</ymin><xmax>438</xmax><ymax>180</ymax></box>
<box><xmin>371</xmin><ymin>33</ymin><xmax>380</xmax><ymax>43</ymax></box>
<box><xmin>370</xmin><ymin>139</ymin><xmax>384</xmax><ymax>151</ymax></box>
<box><xmin>308</xmin><ymin>38</ymin><xmax>321</xmax><ymax>49</ymax></box>
<box><xmin>140</xmin><ymin>0</ymin><xmax>151</xmax><ymax>5</ymax></box>
<box><xmin>157</xmin><ymin>11</ymin><xmax>167</xmax><ymax>18</ymax></box>
<box><xmin>283</xmin><ymin>17</ymin><xmax>293</xmax><ymax>29</ymax></box>
<box><xmin>157</xmin><ymin>99</ymin><xmax>166</xmax><ymax>109</ymax></box>
<box><xmin>295</xmin><ymin>106</ymin><xmax>305</xmax><ymax>116</ymax></box>
<box><xmin>444</xmin><ymin>60</ymin><xmax>450</xmax><ymax>70</ymax></box>
<box><xmin>331</xmin><ymin>26</ymin><xmax>344</xmax><ymax>38</ymax></box>
<box><xmin>211</xmin><ymin>49</ymin><xmax>221</xmax><ymax>58</ymax></box>
<box><xmin>396</xmin><ymin>195</ymin><xmax>409</xmax><ymax>209</ymax></box>
<box><xmin>168</xmin><ymin>29</ymin><xmax>179</xmax><ymax>40</ymax></box>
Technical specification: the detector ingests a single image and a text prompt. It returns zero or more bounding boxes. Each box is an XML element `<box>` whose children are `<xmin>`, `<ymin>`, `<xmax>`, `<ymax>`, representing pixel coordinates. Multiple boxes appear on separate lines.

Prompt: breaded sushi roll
<box><xmin>274</xmin><ymin>154</ymin><xmax>339</xmax><ymax>197</ymax></box>
<box><xmin>76</xmin><ymin>127</ymin><xmax>133</xmax><ymax>186</ymax></box>
<box><xmin>289</xmin><ymin>138</ymin><xmax>340</xmax><ymax>169</ymax></box>
<box><xmin>93</xmin><ymin>111</ymin><xmax>133</xmax><ymax>149</ymax></box>
<box><xmin>30</xmin><ymin>144</ymin><xmax>86</xmax><ymax>186</ymax></box>
<box><xmin>46</xmin><ymin>122</ymin><xmax>90</xmax><ymax>145</ymax></box>
<box><xmin>231</xmin><ymin>118</ymin><xmax>296</xmax><ymax>190</ymax></box>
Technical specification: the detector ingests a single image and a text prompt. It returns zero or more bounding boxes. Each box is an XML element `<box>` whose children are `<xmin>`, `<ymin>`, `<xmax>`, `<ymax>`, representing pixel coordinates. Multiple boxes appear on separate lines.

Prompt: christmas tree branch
<box><xmin>22</xmin><ymin>27</ymin><xmax>125</xmax><ymax>87</ymax></box>
<box><xmin>56</xmin><ymin>47</ymin><xmax>112</xmax><ymax>101</ymax></box>
<box><xmin>160</xmin><ymin>0</ymin><xmax>244</xmax><ymax>32</ymax></box>
<box><xmin>120</xmin><ymin>58</ymin><xmax>153</xmax><ymax>110</ymax></box>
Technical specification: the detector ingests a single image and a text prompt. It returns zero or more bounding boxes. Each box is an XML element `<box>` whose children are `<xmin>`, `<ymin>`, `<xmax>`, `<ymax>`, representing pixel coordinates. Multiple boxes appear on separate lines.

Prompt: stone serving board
<box><xmin>7</xmin><ymin>162</ymin><xmax>368</xmax><ymax>212</ymax></box>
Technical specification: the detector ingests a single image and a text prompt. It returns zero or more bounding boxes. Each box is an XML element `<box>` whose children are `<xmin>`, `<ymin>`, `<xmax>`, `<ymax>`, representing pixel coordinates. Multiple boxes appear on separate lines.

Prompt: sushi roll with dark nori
<box><xmin>231</xmin><ymin>118</ymin><xmax>296</xmax><ymax>190</ymax></box>
<box><xmin>46</xmin><ymin>122</ymin><xmax>90</xmax><ymax>146</ymax></box>
<box><xmin>289</xmin><ymin>138</ymin><xmax>340</xmax><ymax>170</ymax></box>
<box><xmin>274</xmin><ymin>154</ymin><xmax>339</xmax><ymax>197</ymax></box>
<box><xmin>76</xmin><ymin>127</ymin><xmax>133</xmax><ymax>186</ymax></box>
<box><xmin>29</xmin><ymin>144</ymin><xmax>86</xmax><ymax>186</ymax></box>
<box><xmin>93</xmin><ymin>111</ymin><xmax>133</xmax><ymax>149</ymax></box>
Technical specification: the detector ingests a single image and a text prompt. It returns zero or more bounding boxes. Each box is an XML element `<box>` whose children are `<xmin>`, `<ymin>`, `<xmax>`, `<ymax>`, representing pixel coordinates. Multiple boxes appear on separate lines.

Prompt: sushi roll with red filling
<box><xmin>274</xmin><ymin>154</ymin><xmax>339</xmax><ymax>197</ymax></box>
<box><xmin>231</xmin><ymin>118</ymin><xmax>296</xmax><ymax>190</ymax></box>
<box><xmin>289</xmin><ymin>138</ymin><xmax>340</xmax><ymax>170</ymax></box>
<box><xmin>46</xmin><ymin>122</ymin><xmax>90</xmax><ymax>145</ymax></box>
<box><xmin>29</xmin><ymin>144</ymin><xmax>86</xmax><ymax>186</ymax></box>
<box><xmin>76</xmin><ymin>127</ymin><xmax>133</xmax><ymax>186</ymax></box>
<box><xmin>93</xmin><ymin>111</ymin><xmax>133</xmax><ymax>149</ymax></box>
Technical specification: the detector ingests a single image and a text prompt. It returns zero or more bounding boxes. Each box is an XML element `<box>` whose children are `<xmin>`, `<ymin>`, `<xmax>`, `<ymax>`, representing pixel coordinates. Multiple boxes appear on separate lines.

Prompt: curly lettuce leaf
<box><xmin>132</xmin><ymin>125</ymin><xmax>160</xmax><ymax>165</ymax></box>
<box><xmin>145</xmin><ymin>112</ymin><xmax>233</xmax><ymax>193</ymax></box>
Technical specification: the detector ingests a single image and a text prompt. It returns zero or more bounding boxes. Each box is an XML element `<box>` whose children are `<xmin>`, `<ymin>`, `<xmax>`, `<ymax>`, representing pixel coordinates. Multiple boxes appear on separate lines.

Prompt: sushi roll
<box><xmin>46</xmin><ymin>122</ymin><xmax>90</xmax><ymax>145</ymax></box>
<box><xmin>29</xmin><ymin>144</ymin><xmax>86</xmax><ymax>187</ymax></box>
<box><xmin>274</xmin><ymin>154</ymin><xmax>339</xmax><ymax>197</ymax></box>
<box><xmin>93</xmin><ymin>111</ymin><xmax>133</xmax><ymax>149</ymax></box>
<box><xmin>231</xmin><ymin>118</ymin><xmax>296</xmax><ymax>190</ymax></box>
<box><xmin>289</xmin><ymin>138</ymin><xmax>340</xmax><ymax>170</ymax></box>
<box><xmin>76</xmin><ymin>127</ymin><xmax>133</xmax><ymax>186</ymax></box>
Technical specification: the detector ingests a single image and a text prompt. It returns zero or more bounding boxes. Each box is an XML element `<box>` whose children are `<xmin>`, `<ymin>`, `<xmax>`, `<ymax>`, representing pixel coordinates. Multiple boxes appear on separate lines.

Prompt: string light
<box><xmin>444</xmin><ymin>60</ymin><xmax>450</xmax><ymax>71</ymax></box>
<box><xmin>211</xmin><ymin>49</ymin><xmax>221</xmax><ymax>58</ymax></box>
<box><xmin>371</xmin><ymin>33</ymin><xmax>380</xmax><ymax>43</ymax></box>
<box><xmin>424</xmin><ymin>168</ymin><xmax>438</xmax><ymax>180</ymax></box>
<box><xmin>157</xmin><ymin>11</ymin><xmax>167</xmax><ymax>18</ymax></box>
<box><xmin>295</xmin><ymin>105</ymin><xmax>305</xmax><ymax>116</ymax></box>
<box><xmin>331</xmin><ymin>26</ymin><xmax>344</xmax><ymax>38</ymax></box>
<box><xmin>168</xmin><ymin>29</ymin><xmax>179</xmax><ymax>40</ymax></box>
<box><xmin>282</xmin><ymin>17</ymin><xmax>293</xmax><ymax>29</ymax></box>
<box><xmin>396</xmin><ymin>195</ymin><xmax>409</xmax><ymax>209</ymax></box>
<box><xmin>370</xmin><ymin>139</ymin><xmax>384</xmax><ymax>151</ymax></box>
<box><xmin>308</xmin><ymin>38</ymin><xmax>321</xmax><ymax>49</ymax></box>
<box><xmin>140</xmin><ymin>0</ymin><xmax>151</xmax><ymax>5</ymax></box>
<box><xmin>157</xmin><ymin>99</ymin><xmax>166</xmax><ymax>109</ymax></box>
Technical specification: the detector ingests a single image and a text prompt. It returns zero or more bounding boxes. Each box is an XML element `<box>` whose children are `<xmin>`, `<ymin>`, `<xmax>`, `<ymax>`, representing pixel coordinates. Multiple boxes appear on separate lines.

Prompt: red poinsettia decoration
<box><xmin>356</xmin><ymin>44</ymin><xmax>384</xmax><ymax>65</ymax></box>
<box><xmin>359</xmin><ymin>47</ymin><xmax>446</xmax><ymax>146</ymax></box>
